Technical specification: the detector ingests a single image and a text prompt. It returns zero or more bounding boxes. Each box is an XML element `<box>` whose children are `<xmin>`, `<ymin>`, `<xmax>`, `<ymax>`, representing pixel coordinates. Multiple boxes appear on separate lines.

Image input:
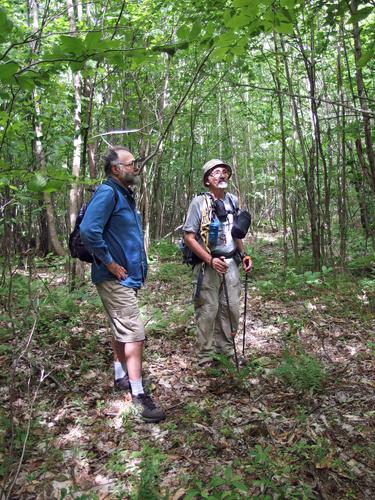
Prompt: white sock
<box><xmin>120</xmin><ymin>362</ymin><xmax>127</xmax><ymax>375</ymax></box>
<box><xmin>114</xmin><ymin>361</ymin><xmax>126</xmax><ymax>380</ymax></box>
<box><xmin>129</xmin><ymin>378</ymin><xmax>144</xmax><ymax>396</ymax></box>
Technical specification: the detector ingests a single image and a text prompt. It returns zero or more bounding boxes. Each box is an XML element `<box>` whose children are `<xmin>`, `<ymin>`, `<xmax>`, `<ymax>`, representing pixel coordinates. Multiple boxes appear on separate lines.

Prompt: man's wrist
<box><xmin>205</xmin><ymin>254</ymin><xmax>213</xmax><ymax>266</ymax></box>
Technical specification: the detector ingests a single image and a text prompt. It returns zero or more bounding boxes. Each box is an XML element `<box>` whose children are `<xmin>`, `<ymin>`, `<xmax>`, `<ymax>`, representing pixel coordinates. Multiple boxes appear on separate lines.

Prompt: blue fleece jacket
<box><xmin>79</xmin><ymin>178</ymin><xmax>147</xmax><ymax>289</ymax></box>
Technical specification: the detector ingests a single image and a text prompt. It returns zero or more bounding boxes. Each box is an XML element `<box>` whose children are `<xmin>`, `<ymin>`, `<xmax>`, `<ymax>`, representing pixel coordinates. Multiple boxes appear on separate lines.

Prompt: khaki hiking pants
<box><xmin>192</xmin><ymin>258</ymin><xmax>241</xmax><ymax>365</ymax></box>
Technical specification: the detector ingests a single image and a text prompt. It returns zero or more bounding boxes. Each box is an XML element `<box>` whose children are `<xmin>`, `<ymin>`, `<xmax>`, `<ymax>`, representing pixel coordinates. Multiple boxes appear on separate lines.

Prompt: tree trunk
<box><xmin>281</xmin><ymin>36</ymin><xmax>320</xmax><ymax>271</ymax></box>
<box><xmin>296</xmin><ymin>25</ymin><xmax>331</xmax><ymax>266</ymax></box>
<box><xmin>150</xmin><ymin>54</ymin><xmax>171</xmax><ymax>241</ymax></box>
<box><xmin>336</xmin><ymin>33</ymin><xmax>347</xmax><ymax>268</ymax></box>
<box><xmin>66</xmin><ymin>0</ymin><xmax>85</xmax><ymax>287</ymax></box>
<box><xmin>224</xmin><ymin>101</ymin><xmax>241</xmax><ymax>205</ymax></box>
<box><xmin>66</xmin><ymin>0</ymin><xmax>82</xmax><ymax>230</ymax></box>
<box><xmin>273</xmin><ymin>32</ymin><xmax>288</xmax><ymax>269</ymax></box>
<box><xmin>348</xmin><ymin>143</ymin><xmax>374</xmax><ymax>250</ymax></box>
<box><xmin>29</xmin><ymin>0</ymin><xmax>65</xmax><ymax>256</ymax></box>
<box><xmin>350</xmin><ymin>0</ymin><xmax>375</xmax><ymax>192</ymax></box>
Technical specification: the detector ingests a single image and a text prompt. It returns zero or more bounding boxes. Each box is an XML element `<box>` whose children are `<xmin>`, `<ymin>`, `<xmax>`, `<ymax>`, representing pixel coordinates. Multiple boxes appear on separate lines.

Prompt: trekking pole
<box><xmin>222</xmin><ymin>274</ymin><xmax>239</xmax><ymax>372</ymax></box>
<box><xmin>242</xmin><ymin>273</ymin><xmax>249</xmax><ymax>357</ymax></box>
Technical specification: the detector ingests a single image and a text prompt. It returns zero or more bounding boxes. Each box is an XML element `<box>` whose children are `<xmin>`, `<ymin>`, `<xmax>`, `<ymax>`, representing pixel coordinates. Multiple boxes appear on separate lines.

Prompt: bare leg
<box><xmin>124</xmin><ymin>340</ymin><xmax>143</xmax><ymax>380</ymax></box>
<box><xmin>113</xmin><ymin>338</ymin><xmax>126</xmax><ymax>364</ymax></box>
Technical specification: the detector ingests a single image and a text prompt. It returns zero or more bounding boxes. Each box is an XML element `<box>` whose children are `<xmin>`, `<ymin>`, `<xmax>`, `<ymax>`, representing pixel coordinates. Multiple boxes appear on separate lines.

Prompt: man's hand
<box><xmin>242</xmin><ymin>256</ymin><xmax>253</xmax><ymax>273</ymax></box>
<box><xmin>106</xmin><ymin>261</ymin><xmax>128</xmax><ymax>280</ymax></box>
<box><xmin>211</xmin><ymin>256</ymin><xmax>229</xmax><ymax>274</ymax></box>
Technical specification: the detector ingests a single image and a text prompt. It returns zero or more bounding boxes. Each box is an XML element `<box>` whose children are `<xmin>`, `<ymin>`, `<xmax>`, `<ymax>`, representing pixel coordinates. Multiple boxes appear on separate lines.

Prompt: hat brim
<box><xmin>203</xmin><ymin>164</ymin><xmax>232</xmax><ymax>183</ymax></box>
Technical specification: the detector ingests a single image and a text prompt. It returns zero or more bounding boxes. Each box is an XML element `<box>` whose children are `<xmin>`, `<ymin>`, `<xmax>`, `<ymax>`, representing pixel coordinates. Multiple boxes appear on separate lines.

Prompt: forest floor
<box><xmin>1</xmin><ymin>234</ymin><xmax>375</xmax><ymax>499</ymax></box>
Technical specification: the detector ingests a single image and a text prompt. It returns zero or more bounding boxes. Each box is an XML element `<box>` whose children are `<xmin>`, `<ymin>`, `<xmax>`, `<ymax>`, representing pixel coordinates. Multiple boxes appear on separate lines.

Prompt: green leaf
<box><xmin>44</xmin><ymin>45</ymin><xmax>64</xmax><ymax>61</ymax></box>
<box><xmin>242</xmin><ymin>2</ymin><xmax>259</xmax><ymax>18</ymax></box>
<box><xmin>226</xmin><ymin>13</ymin><xmax>252</xmax><ymax>29</ymax></box>
<box><xmin>59</xmin><ymin>35</ymin><xmax>85</xmax><ymax>56</ymax></box>
<box><xmin>27</xmin><ymin>173</ymin><xmax>48</xmax><ymax>192</ymax></box>
<box><xmin>280</xmin><ymin>0</ymin><xmax>295</xmax><ymax>8</ymax></box>
<box><xmin>189</xmin><ymin>20</ymin><xmax>202</xmax><ymax>41</ymax></box>
<box><xmin>358</xmin><ymin>50</ymin><xmax>373</xmax><ymax>68</ymax></box>
<box><xmin>231</xmin><ymin>45</ymin><xmax>246</xmax><ymax>55</ymax></box>
<box><xmin>205</xmin><ymin>21</ymin><xmax>215</xmax><ymax>38</ymax></box>
<box><xmin>47</xmin><ymin>166</ymin><xmax>71</xmax><ymax>181</ymax></box>
<box><xmin>274</xmin><ymin>21</ymin><xmax>294</xmax><ymax>34</ymax></box>
<box><xmin>16</xmin><ymin>75</ymin><xmax>36</xmax><ymax>90</ymax></box>
<box><xmin>0</xmin><ymin>62</ymin><xmax>19</xmax><ymax>81</ymax></box>
<box><xmin>233</xmin><ymin>0</ymin><xmax>252</xmax><ymax>7</ymax></box>
<box><xmin>0</xmin><ymin>8</ymin><xmax>13</xmax><ymax>43</ymax></box>
<box><xmin>280</xmin><ymin>6</ymin><xmax>295</xmax><ymax>22</ymax></box>
<box><xmin>70</xmin><ymin>60</ymin><xmax>85</xmax><ymax>71</ymax></box>
<box><xmin>128</xmin><ymin>48</ymin><xmax>148</xmax><ymax>63</ymax></box>
<box><xmin>214</xmin><ymin>31</ymin><xmax>237</xmax><ymax>48</ymax></box>
<box><xmin>349</xmin><ymin>6</ymin><xmax>373</xmax><ymax>24</ymax></box>
<box><xmin>223</xmin><ymin>9</ymin><xmax>233</xmax><ymax>27</ymax></box>
<box><xmin>43</xmin><ymin>179</ymin><xmax>65</xmax><ymax>193</ymax></box>
<box><xmin>85</xmin><ymin>31</ymin><xmax>102</xmax><ymax>51</ymax></box>
<box><xmin>177</xmin><ymin>25</ymin><xmax>190</xmax><ymax>41</ymax></box>
<box><xmin>212</xmin><ymin>46</ymin><xmax>229</xmax><ymax>60</ymax></box>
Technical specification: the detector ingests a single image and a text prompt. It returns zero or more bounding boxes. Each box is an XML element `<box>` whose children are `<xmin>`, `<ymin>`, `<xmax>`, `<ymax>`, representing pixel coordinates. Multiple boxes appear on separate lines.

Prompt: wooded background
<box><xmin>0</xmin><ymin>0</ymin><xmax>374</xmax><ymax>270</ymax></box>
<box><xmin>1</xmin><ymin>2</ymin><xmax>375</xmax><ymax>498</ymax></box>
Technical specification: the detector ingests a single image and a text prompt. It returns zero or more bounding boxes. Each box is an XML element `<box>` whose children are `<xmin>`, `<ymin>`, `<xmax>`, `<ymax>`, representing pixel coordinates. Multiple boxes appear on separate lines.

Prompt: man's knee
<box><xmin>196</xmin><ymin>303</ymin><xmax>219</xmax><ymax>323</ymax></box>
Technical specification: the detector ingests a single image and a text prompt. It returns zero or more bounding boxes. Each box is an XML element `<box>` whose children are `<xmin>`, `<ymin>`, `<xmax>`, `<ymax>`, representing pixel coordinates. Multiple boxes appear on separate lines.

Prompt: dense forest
<box><xmin>1</xmin><ymin>0</ymin><xmax>374</xmax><ymax>498</ymax></box>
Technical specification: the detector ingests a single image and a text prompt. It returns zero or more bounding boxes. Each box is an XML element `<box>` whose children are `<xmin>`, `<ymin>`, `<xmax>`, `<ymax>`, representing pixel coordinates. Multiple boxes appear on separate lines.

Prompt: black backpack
<box><xmin>179</xmin><ymin>238</ymin><xmax>203</xmax><ymax>266</ymax></box>
<box><xmin>69</xmin><ymin>180</ymin><xmax>119</xmax><ymax>263</ymax></box>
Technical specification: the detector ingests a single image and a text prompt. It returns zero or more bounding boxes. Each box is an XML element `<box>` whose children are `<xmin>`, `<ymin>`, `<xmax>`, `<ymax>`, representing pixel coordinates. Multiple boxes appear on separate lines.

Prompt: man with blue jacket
<box><xmin>80</xmin><ymin>146</ymin><xmax>165</xmax><ymax>423</ymax></box>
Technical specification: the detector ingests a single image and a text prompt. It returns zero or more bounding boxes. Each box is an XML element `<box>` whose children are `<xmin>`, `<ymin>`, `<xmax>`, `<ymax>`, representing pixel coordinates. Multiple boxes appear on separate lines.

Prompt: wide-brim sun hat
<box><xmin>202</xmin><ymin>159</ymin><xmax>232</xmax><ymax>184</ymax></box>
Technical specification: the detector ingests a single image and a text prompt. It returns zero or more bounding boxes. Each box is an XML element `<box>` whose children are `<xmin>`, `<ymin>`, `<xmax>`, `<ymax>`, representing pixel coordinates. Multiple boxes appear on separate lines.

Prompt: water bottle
<box><xmin>208</xmin><ymin>218</ymin><xmax>220</xmax><ymax>247</ymax></box>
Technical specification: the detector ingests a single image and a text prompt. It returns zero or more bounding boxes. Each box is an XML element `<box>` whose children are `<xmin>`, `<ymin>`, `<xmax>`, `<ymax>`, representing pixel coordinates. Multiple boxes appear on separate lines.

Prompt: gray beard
<box><xmin>218</xmin><ymin>181</ymin><xmax>228</xmax><ymax>189</ymax></box>
<box><xmin>123</xmin><ymin>173</ymin><xmax>141</xmax><ymax>185</ymax></box>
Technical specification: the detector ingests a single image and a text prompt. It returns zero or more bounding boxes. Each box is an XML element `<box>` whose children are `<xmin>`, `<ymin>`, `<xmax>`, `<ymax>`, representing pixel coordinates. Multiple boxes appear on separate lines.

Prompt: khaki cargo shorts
<box><xmin>96</xmin><ymin>280</ymin><xmax>145</xmax><ymax>343</ymax></box>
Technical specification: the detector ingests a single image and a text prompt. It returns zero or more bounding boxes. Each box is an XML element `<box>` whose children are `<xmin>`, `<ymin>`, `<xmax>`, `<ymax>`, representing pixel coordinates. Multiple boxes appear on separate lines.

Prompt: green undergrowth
<box><xmin>250</xmin><ymin>238</ymin><xmax>374</xmax><ymax>318</ymax></box>
<box><xmin>1</xmin><ymin>238</ymin><xmax>373</xmax><ymax>498</ymax></box>
<box><xmin>274</xmin><ymin>351</ymin><xmax>327</xmax><ymax>393</ymax></box>
<box><xmin>148</xmin><ymin>239</ymin><xmax>180</xmax><ymax>262</ymax></box>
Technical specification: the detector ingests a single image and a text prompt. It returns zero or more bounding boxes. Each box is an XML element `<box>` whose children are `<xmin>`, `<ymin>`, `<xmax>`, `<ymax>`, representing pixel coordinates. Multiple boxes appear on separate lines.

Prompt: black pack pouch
<box><xmin>213</xmin><ymin>199</ymin><xmax>228</xmax><ymax>222</ymax></box>
<box><xmin>231</xmin><ymin>210</ymin><xmax>251</xmax><ymax>239</ymax></box>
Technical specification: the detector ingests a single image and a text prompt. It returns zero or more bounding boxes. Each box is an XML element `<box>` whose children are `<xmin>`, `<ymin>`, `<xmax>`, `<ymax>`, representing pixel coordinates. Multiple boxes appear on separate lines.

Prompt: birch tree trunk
<box><xmin>29</xmin><ymin>0</ymin><xmax>65</xmax><ymax>256</ymax></box>
<box><xmin>66</xmin><ymin>0</ymin><xmax>82</xmax><ymax>230</ymax></box>
<box><xmin>66</xmin><ymin>0</ymin><xmax>85</xmax><ymax>287</ymax></box>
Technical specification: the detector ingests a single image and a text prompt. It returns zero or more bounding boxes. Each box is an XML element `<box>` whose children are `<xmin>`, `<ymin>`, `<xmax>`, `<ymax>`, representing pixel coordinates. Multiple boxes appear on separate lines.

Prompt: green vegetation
<box><xmin>131</xmin><ymin>445</ymin><xmax>167</xmax><ymax>500</ymax></box>
<box><xmin>275</xmin><ymin>351</ymin><xmax>327</xmax><ymax>393</ymax></box>
<box><xmin>1</xmin><ymin>238</ymin><xmax>374</xmax><ymax>497</ymax></box>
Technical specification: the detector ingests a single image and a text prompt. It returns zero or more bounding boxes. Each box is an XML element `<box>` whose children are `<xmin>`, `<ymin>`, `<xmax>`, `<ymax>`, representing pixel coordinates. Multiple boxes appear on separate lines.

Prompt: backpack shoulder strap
<box><xmin>226</xmin><ymin>193</ymin><xmax>239</xmax><ymax>213</ymax></box>
<box><xmin>195</xmin><ymin>192</ymin><xmax>214</xmax><ymax>253</ymax></box>
<box><xmin>103</xmin><ymin>178</ymin><xmax>120</xmax><ymax>206</ymax></box>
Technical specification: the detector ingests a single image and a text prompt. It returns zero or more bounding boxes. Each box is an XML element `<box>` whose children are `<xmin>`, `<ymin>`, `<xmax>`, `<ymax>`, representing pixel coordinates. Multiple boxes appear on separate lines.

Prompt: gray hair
<box><xmin>104</xmin><ymin>146</ymin><xmax>130</xmax><ymax>176</ymax></box>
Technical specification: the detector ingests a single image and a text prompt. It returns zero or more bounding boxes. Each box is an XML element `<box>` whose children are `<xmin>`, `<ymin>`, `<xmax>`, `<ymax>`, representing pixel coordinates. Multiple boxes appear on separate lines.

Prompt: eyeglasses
<box><xmin>209</xmin><ymin>168</ymin><xmax>229</xmax><ymax>177</ymax></box>
<box><xmin>116</xmin><ymin>158</ymin><xmax>144</xmax><ymax>170</ymax></box>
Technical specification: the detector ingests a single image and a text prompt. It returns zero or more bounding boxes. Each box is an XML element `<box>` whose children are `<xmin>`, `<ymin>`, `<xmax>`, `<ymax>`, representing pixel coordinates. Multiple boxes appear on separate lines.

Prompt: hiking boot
<box><xmin>132</xmin><ymin>394</ymin><xmax>166</xmax><ymax>423</ymax></box>
<box><xmin>114</xmin><ymin>375</ymin><xmax>130</xmax><ymax>392</ymax></box>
